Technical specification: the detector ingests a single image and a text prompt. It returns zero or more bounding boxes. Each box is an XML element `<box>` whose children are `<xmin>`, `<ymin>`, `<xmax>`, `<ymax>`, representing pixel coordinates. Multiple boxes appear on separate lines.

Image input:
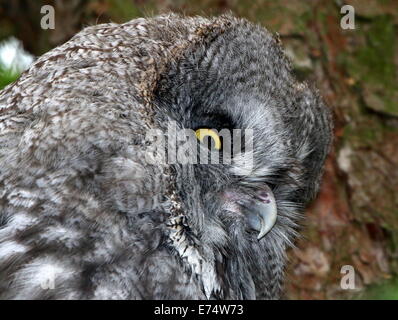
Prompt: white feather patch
<box><xmin>0</xmin><ymin>240</ymin><xmax>27</xmax><ymax>261</ymax></box>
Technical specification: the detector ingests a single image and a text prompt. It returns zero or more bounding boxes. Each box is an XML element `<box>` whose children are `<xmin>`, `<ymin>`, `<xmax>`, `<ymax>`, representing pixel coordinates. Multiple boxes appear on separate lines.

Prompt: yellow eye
<box><xmin>195</xmin><ymin>128</ymin><xmax>222</xmax><ymax>150</ymax></box>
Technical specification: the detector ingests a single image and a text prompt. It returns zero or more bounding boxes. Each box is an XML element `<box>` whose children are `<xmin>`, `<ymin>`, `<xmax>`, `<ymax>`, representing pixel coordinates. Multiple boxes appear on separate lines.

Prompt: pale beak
<box><xmin>239</xmin><ymin>185</ymin><xmax>277</xmax><ymax>240</ymax></box>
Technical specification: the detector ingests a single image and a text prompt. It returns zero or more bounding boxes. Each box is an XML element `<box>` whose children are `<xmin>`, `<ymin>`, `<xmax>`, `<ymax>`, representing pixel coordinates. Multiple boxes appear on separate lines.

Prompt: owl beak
<box><xmin>239</xmin><ymin>186</ymin><xmax>278</xmax><ymax>240</ymax></box>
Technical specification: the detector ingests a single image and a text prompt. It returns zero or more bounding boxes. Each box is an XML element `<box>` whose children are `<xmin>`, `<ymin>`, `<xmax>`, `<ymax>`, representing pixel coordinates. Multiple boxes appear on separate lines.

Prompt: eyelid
<box><xmin>195</xmin><ymin>128</ymin><xmax>222</xmax><ymax>150</ymax></box>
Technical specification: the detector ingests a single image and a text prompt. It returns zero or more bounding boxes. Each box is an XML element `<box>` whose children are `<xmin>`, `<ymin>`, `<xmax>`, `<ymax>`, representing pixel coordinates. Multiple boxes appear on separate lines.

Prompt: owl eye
<box><xmin>195</xmin><ymin>128</ymin><xmax>222</xmax><ymax>150</ymax></box>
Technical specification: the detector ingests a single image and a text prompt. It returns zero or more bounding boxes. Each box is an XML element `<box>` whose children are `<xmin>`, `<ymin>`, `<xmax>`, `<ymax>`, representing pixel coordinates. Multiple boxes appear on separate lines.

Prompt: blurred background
<box><xmin>0</xmin><ymin>0</ymin><xmax>397</xmax><ymax>299</ymax></box>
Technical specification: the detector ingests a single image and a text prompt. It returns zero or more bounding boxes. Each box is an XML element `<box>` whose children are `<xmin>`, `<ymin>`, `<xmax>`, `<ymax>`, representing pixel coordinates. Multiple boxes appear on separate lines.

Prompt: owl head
<box><xmin>146</xmin><ymin>16</ymin><xmax>330</xmax><ymax>246</ymax></box>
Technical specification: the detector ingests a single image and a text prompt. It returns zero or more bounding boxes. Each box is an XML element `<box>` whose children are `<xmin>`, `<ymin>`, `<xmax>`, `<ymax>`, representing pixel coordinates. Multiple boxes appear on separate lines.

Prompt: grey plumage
<box><xmin>0</xmin><ymin>14</ymin><xmax>332</xmax><ymax>299</ymax></box>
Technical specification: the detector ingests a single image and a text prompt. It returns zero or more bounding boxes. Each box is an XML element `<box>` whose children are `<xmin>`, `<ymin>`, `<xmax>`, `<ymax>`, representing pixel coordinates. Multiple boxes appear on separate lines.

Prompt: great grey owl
<box><xmin>0</xmin><ymin>14</ymin><xmax>332</xmax><ymax>299</ymax></box>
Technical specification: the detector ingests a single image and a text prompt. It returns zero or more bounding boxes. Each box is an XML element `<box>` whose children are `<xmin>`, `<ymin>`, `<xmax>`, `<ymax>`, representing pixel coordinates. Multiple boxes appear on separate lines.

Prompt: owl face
<box><xmin>151</xmin><ymin>25</ymin><xmax>303</xmax><ymax>244</ymax></box>
<box><xmin>145</xmin><ymin>116</ymin><xmax>277</xmax><ymax>239</ymax></box>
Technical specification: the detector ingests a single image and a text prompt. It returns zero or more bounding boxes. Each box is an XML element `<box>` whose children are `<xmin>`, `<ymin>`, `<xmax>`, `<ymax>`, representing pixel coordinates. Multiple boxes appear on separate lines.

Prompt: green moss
<box><xmin>295</xmin><ymin>9</ymin><xmax>313</xmax><ymax>34</ymax></box>
<box><xmin>342</xmin><ymin>15</ymin><xmax>398</xmax><ymax>116</ymax></box>
<box><xmin>358</xmin><ymin>279</ymin><xmax>398</xmax><ymax>300</ymax></box>
<box><xmin>105</xmin><ymin>0</ymin><xmax>147</xmax><ymax>23</ymax></box>
<box><xmin>342</xmin><ymin>120</ymin><xmax>385</xmax><ymax>148</ymax></box>
<box><xmin>350</xmin><ymin>16</ymin><xmax>395</xmax><ymax>84</ymax></box>
<box><xmin>0</xmin><ymin>67</ymin><xmax>19</xmax><ymax>90</ymax></box>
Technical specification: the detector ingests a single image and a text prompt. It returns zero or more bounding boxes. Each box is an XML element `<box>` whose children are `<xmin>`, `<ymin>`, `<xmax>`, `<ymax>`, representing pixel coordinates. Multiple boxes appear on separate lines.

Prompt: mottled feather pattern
<box><xmin>0</xmin><ymin>14</ymin><xmax>332</xmax><ymax>299</ymax></box>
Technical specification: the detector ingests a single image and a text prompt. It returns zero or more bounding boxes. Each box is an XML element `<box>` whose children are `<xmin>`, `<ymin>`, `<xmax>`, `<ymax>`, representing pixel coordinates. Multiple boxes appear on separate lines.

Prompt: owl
<box><xmin>0</xmin><ymin>14</ymin><xmax>332</xmax><ymax>299</ymax></box>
